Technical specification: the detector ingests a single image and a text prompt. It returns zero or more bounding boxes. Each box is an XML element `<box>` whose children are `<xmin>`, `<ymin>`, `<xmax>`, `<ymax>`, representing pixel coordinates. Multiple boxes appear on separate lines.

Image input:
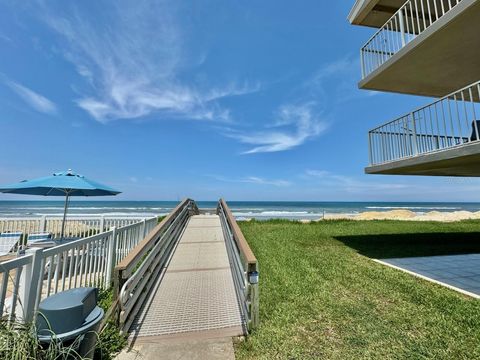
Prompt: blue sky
<box><xmin>0</xmin><ymin>0</ymin><xmax>478</xmax><ymax>202</ymax></box>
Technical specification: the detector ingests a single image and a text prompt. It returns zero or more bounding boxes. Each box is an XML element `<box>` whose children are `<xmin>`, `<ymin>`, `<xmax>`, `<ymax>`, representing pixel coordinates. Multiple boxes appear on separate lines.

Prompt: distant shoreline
<box><xmin>1</xmin><ymin>200</ymin><xmax>480</xmax><ymax>221</ymax></box>
<box><xmin>239</xmin><ymin>209</ymin><xmax>480</xmax><ymax>222</ymax></box>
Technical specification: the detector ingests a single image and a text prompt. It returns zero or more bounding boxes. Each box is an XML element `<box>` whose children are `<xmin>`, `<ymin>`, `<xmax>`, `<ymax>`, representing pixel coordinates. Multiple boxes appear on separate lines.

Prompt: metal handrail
<box><xmin>115</xmin><ymin>199</ymin><xmax>194</xmax><ymax>277</ymax></box>
<box><xmin>116</xmin><ymin>199</ymin><xmax>196</xmax><ymax>333</ymax></box>
<box><xmin>368</xmin><ymin>80</ymin><xmax>480</xmax><ymax>165</ymax></box>
<box><xmin>217</xmin><ymin>199</ymin><xmax>259</xmax><ymax>331</ymax></box>
<box><xmin>361</xmin><ymin>0</ymin><xmax>464</xmax><ymax>78</ymax></box>
<box><xmin>218</xmin><ymin>203</ymin><xmax>249</xmax><ymax>327</ymax></box>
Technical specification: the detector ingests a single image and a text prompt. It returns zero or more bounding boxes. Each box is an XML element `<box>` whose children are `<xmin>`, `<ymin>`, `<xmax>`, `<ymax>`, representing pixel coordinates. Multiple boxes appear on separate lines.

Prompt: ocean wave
<box><xmin>365</xmin><ymin>206</ymin><xmax>460</xmax><ymax>210</ymax></box>
<box><xmin>6</xmin><ymin>206</ymin><xmax>174</xmax><ymax>211</ymax></box>
<box><xmin>233</xmin><ymin>211</ymin><xmax>322</xmax><ymax>217</ymax></box>
<box><xmin>230</xmin><ymin>208</ymin><xmax>265</xmax><ymax>212</ymax></box>
<box><xmin>28</xmin><ymin>212</ymin><xmax>167</xmax><ymax>217</ymax></box>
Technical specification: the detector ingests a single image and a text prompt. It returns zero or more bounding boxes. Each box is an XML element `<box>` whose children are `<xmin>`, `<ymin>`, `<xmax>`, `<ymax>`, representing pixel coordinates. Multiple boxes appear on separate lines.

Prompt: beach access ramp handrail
<box><xmin>116</xmin><ymin>198</ymin><xmax>259</xmax><ymax>334</ymax></box>
<box><xmin>0</xmin><ymin>216</ymin><xmax>158</xmax><ymax>323</ymax></box>
<box><xmin>116</xmin><ymin>199</ymin><xmax>197</xmax><ymax>332</ymax></box>
<box><xmin>217</xmin><ymin>198</ymin><xmax>259</xmax><ymax>331</ymax></box>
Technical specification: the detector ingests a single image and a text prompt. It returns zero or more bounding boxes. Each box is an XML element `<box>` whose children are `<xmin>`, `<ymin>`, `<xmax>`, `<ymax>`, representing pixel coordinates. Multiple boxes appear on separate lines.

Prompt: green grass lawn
<box><xmin>235</xmin><ymin>219</ymin><xmax>480</xmax><ymax>360</ymax></box>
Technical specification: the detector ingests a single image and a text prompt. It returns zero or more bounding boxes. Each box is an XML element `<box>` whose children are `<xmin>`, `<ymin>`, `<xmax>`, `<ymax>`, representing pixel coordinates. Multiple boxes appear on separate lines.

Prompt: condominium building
<box><xmin>349</xmin><ymin>0</ymin><xmax>480</xmax><ymax>176</ymax></box>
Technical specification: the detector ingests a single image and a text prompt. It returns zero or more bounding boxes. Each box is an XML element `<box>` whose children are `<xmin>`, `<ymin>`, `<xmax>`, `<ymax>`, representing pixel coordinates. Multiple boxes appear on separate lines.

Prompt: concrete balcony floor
<box><xmin>366</xmin><ymin>141</ymin><xmax>480</xmax><ymax>176</ymax></box>
<box><xmin>359</xmin><ymin>0</ymin><xmax>480</xmax><ymax>98</ymax></box>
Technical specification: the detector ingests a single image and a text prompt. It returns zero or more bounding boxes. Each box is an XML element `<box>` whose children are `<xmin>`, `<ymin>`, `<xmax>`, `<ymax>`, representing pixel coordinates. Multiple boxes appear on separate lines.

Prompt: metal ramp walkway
<box><xmin>129</xmin><ymin>215</ymin><xmax>244</xmax><ymax>339</ymax></box>
<box><xmin>115</xmin><ymin>199</ymin><xmax>259</xmax><ymax>346</ymax></box>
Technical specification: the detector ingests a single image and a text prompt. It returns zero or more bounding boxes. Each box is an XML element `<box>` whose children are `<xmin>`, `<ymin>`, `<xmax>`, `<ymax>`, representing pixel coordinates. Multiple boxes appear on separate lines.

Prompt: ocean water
<box><xmin>0</xmin><ymin>200</ymin><xmax>479</xmax><ymax>220</ymax></box>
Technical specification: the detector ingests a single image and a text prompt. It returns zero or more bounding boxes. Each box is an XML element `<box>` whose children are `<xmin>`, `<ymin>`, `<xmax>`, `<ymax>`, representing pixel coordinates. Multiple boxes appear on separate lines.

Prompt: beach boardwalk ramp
<box><xmin>130</xmin><ymin>214</ymin><xmax>244</xmax><ymax>338</ymax></box>
<box><xmin>115</xmin><ymin>199</ymin><xmax>258</xmax><ymax>359</ymax></box>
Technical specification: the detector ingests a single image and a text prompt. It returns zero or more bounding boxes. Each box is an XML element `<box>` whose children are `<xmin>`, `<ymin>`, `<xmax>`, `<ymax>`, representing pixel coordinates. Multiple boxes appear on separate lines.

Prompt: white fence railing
<box><xmin>0</xmin><ymin>216</ymin><xmax>158</xmax><ymax>322</ymax></box>
<box><xmin>0</xmin><ymin>216</ymin><xmax>148</xmax><ymax>243</ymax></box>
<box><xmin>361</xmin><ymin>0</ymin><xmax>463</xmax><ymax>78</ymax></box>
<box><xmin>368</xmin><ymin>80</ymin><xmax>480</xmax><ymax>165</ymax></box>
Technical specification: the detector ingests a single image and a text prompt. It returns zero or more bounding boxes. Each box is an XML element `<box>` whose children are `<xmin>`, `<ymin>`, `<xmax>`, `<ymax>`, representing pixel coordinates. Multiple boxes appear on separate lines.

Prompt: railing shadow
<box><xmin>335</xmin><ymin>232</ymin><xmax>480</xmax><ymax>259</ymax></box>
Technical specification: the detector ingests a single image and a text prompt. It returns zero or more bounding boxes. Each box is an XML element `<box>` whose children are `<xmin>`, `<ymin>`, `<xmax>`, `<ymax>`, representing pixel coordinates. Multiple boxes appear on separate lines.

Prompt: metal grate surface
<box><xmin>168</xmin><ymin>242</ymin><xmax>230</xmax><ymax>271</ymax></box>
<box><xmin>130</xmin><ymin>215</ymin><xmax>244</xmax><ymax>338</ymax></box>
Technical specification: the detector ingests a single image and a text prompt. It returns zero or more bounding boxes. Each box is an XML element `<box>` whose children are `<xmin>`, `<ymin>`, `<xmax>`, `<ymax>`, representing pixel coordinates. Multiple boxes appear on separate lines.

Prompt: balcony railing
<box><xmin>361</xmin><ymin>0</ymin><xmax>464</xmax><ymax>79</ymax></box>
<box><xmin>368</xmin><ymin>80</ymin><xmax>480</xmax><ymax>165</ymax></box>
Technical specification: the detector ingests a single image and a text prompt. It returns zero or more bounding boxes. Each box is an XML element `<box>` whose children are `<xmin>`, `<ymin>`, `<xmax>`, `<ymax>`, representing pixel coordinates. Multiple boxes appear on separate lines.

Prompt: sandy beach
<box><xmin>323</xmin><ymin>209</ymin><xmax>480</xmax><ymax>222</ymax></box>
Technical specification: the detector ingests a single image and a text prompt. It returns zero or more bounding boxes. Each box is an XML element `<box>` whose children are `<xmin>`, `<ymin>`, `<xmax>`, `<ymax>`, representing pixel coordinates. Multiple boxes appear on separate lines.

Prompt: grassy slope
<box><xmin>235</xmin><ymin>220</ymin><xmax>480</xmax><ymax>360</ymax></box>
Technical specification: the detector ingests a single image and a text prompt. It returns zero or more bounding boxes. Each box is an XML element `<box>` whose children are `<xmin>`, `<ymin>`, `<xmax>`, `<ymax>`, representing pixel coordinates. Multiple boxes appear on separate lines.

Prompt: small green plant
<box><xmin>0</xmin><ymin>318</ymin><xmax>84</xmax><ymax>360</ymax></box>
<box><xmin>94</xmin><ymin>321</ymin><xmax>127</xmax><ymax>360</ymax></box>
<box><xmin>94</xmin><ymin>289</ymin><xmax>127</xmax><ymax>360</ymax></box>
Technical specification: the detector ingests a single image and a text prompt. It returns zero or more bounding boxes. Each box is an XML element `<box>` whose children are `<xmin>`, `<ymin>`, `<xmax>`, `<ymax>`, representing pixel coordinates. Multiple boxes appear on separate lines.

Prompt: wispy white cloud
<box><xmin>220</xmin><ymin>56</ymin><xmax>366</xmax><ymax>155</ymax></box>
<box><xmin>209</xmin><ymin>175</ymin><xmax>291</xmax><ymax>187</ymax></box>
<box><xmin>311</xmin><ymin>56</ymin><xmax>358</xmax><ymax>81</ymax></box>
<box><xmin>225</xmin><ymin>103</ymin><xmax>328</xmax><ymax>154</ymax></box>
<box><xmin>6</xmin><ymin>80</ymin><xmax>57</xmax><ymax>114</ymax></box>
<box><xmin>304</xmin><ymin>169</ymin><xmax>408</xmax><ymax>192</ymax></box>
<box><xmin>303</xmin><ymin>56</ymin><xmax>379</xmax><ymax>105</ymax></box>
<box><xmin>38</xmin><ymin>1</ymin><xmax>258</xmax><ymax>123</ymax></box>
<box><xmin>0</xmin><ymin>34</ymin><xmax>12</xmax><ymax>43</ymax></box>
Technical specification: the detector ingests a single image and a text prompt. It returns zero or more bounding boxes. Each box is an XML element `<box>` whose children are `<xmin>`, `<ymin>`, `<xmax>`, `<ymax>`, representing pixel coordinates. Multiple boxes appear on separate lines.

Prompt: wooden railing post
<box><xmin>114</xmin><ymin>267</ymin><xmax>125</xmax><ymax>299</ymax></box>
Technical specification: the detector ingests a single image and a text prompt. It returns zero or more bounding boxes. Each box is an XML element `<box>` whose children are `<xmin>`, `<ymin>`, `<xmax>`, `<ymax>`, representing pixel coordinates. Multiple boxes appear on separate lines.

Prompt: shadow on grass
<box><xmin>335</xmin><ymin>232</ymin><xmax>480</xmax><ymax>259</ymax></box>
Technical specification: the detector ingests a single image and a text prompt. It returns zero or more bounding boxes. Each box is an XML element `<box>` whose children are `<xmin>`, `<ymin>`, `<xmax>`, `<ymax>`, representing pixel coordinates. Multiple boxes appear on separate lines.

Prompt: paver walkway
<box><xmin>117</xmin><ymin>337</ymin><xmax>235</xmax><ymax>360</ymax></box>
<box><xmin>125</xmin><ymin>214</ymin><xmax>244</xmax><ymax>347</ymax></box>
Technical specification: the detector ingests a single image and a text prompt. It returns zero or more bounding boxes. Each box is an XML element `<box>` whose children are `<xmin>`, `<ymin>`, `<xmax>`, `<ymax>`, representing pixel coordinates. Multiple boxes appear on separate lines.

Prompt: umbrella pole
<box><xmin>60</xmin><ymin>192</ymin><xmax>70</xmax><ymax>241</ymax></box>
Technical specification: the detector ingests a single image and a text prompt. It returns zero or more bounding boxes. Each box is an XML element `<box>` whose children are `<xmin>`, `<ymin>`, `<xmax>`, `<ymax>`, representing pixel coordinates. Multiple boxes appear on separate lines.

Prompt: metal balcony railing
<box><xmin>368</xmin><ymin>80</ymin><xmax>480</xmax><ymax>165</ymax></box>
<box><xmin>361</xmin><ymin>0</ymin><xmax>464</xmax><ymax>79</ymax></box>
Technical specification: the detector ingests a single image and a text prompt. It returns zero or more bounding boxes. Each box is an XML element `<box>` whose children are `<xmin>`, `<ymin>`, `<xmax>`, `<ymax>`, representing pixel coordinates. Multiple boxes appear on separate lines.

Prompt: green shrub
<box><xmin>0</xmin><ymin>319</ymin><xmax>84</xmax><ymax>360</ymax></box>
<box><xmin>94</xmin><ymin>289</ymin><xmax>127</xmax><ymax>360</ymax></box>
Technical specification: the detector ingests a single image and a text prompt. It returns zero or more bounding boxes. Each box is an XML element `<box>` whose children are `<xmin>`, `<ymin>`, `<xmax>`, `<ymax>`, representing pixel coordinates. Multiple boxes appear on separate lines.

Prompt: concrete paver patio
<box><xmin>379</xmin><ymin>254</ymin><xmax>480</xmax><ymax>297</ymax></box>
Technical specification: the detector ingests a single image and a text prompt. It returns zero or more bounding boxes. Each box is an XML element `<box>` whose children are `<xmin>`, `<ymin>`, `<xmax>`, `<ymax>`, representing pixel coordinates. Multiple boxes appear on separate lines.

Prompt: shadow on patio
<box><xmin>335</xmin><ymin>232</ymin><xmax>480</xmax><ymax>259</ymax></box>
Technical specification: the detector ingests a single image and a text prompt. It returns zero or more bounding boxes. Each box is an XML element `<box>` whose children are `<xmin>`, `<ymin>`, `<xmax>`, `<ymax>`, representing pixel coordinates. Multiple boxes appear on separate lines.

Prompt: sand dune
<box><xmin>324</xmin><ymin>209</ymin><xmax>480</xmax><ymax>222</ymax></box>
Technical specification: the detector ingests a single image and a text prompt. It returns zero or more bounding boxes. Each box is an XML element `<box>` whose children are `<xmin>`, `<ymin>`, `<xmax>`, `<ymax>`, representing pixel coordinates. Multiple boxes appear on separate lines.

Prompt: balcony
<box><xmin>359</xmin><ymin>0</ymin><xmax>480</xmax><ymax>97</ymax></box>
<box><xmin>366</xmin><ymin>81</ymin><xmax>480</xmax><ymax>176</ymax></box>
<box><xmin>349</xmin><ymin>0</ymin><xmax>407</xmax><ymax>28</ymax></box>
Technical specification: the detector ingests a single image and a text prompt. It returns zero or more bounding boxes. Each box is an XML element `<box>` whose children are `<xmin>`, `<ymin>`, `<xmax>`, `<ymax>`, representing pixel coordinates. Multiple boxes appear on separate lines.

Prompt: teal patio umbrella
<box><xmin>0</xmin><ymin>170</ymin><xmax>121</xmax><ymax>239</ymax></box>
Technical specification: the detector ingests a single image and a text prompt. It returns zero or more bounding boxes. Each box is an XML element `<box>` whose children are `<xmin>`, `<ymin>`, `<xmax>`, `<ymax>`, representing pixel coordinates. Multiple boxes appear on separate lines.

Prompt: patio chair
<box><xmin>0</xmin><ymin>232</ymin><xmax>22</xmax><ymax>256</ymax></box>
<box><xmin>470</xmin><ymin>120</ymin><xmax>480</xmax><ymax>141</ymax></box>
<box><xmin>27</xmin><ymin>232</ymin><xmax>55</xmax><ymax>248</ymax></box>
